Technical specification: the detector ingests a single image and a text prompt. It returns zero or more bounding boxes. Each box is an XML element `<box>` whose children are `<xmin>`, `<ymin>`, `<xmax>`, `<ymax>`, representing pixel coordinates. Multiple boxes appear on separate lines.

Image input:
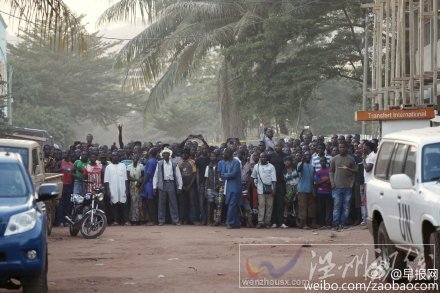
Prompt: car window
<box><xmin>374</xmin><ymin>142</ymin><xmax>394</xmax><ymax>180</ymax></box>
<box><xmin>389</xmin><ymin>144</ymin><xmax>409</xmax><ymax>176</ymax></box>
<box><xmin>423</xmin><ymin>143</ymin><xmax>440</xmax><ymax>182</ymax></box>
<box><xmin>0</xmin><ymin>162</ymin><xmax>28</xmax><ymax>197</ymax></box>
<box><xmin>404</xmin><ymin>145</ymin><xmax>417</xmax><ymax>184</ymax></box>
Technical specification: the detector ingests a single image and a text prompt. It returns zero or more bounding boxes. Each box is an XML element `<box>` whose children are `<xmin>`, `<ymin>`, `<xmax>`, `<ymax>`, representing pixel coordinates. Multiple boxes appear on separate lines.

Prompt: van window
<box><xmin>389</xmin><ymin>144</ymin><xmax>409</xmax><ymax>176</ymax></box>
<box><xmin>404</xmin><ymin>145</ymin><xmax>417</xmax><ymax>184</ymax></box>
<box><xmin>374</xmin><ymin>142</ymin><xmax>395</xmax><ymax>180</ymax></box>
<box><xmin>422</xmin><ymin>143</ymin><xmax>440</xmax><ymax>182</ymax></box>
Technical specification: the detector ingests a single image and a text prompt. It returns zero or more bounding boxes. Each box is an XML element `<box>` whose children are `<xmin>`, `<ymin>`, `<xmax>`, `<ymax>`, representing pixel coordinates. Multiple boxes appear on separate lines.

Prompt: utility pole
<box><xmin>362</xmin><ymin>12</ymin><xmax>369</xmax><ymax>136</ymax></box>
<box><xmin>7</xmin><ymin>65</ymin><xmax>12</xmax><ymax>125</ymax></box>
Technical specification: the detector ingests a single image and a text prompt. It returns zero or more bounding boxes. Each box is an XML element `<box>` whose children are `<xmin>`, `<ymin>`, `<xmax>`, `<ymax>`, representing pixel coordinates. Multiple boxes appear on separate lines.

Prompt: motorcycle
<box><xmin>65</xmin><ymin>182</ymin><xmax>107</xmax><ymax>239</ymax></box>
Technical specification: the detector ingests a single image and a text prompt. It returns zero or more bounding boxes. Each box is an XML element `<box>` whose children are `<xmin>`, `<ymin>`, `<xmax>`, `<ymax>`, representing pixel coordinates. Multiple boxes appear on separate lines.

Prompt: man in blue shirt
<box><xmin>220</xmin><ymin>148</ymin><xmax>242</xmax><ymax>229</ymax></box>
<box><xmin>297</xmin><ymin>151</ymin><xmax>317</xmax><ymax>229</ymax></box>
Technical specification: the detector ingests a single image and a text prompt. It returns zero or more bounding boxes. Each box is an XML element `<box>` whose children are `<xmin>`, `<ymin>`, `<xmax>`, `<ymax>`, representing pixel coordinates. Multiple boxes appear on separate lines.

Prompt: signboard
<box><xmin>355</xmin><ymin>108</ymin><xmax>436</xmax><ymax>121</ymax></box>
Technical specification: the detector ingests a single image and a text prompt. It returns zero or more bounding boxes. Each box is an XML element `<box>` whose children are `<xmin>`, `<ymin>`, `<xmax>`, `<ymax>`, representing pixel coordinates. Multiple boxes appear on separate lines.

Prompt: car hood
<box><xmin>423</xmin><ymin>182</ymin><xmax>440</xmax><ymax>196</ymax></box>
<box><xmin>0</xmin><ymin>196</ymin><xmax>33</xmax><ymax>220</ymax></box>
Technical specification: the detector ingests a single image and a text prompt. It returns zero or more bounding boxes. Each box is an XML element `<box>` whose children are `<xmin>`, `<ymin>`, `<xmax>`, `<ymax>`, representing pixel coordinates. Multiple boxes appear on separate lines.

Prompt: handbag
<box><xmin>257</xmin><ymin>164</ymin><xmax>273</xmax><ymax>195</ymax></box>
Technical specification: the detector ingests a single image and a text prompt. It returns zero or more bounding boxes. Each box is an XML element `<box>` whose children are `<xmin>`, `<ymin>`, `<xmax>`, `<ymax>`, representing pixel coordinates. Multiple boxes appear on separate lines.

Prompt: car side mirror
<box><xmin>37</xmin><ymin>183</ymin><xmax>59</xmax><ymax>202</ymax></box>
<box><xmin>390</xmin><ymin>174</ymin><xmax>413</xmax><ymax>190</ymax></box>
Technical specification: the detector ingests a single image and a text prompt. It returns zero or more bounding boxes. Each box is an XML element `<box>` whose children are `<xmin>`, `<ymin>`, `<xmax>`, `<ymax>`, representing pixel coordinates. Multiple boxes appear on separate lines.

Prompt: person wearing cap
<box><xmin>153</xmin><ymin>148</ymin><xmax>183</xmax><ymax>226</ymax></box>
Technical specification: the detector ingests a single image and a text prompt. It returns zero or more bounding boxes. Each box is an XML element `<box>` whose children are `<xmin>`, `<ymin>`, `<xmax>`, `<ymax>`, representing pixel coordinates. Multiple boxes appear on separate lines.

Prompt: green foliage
<box><xmin>8</xmin><ymin>30</ymin><xmax>144</xmax><ymax>127</ymax></box>
<box><xmin>12</xmin><ymin>103</ymin><xmax>75</xmax><ymax>147</ymax></box>
<box><xmin>303</xmin><ymin>79</ymin><xmax>363</xmax><ymax>135</ymax></box>
<box><xmin>151</xmin><ymin>53</ymin><xmax>220</xmax><ymax>141</ymax></box>
<box><xmin>223</xmin><ymin>1</ymin><xmax>367</xmax><ymax>133</ymax></box>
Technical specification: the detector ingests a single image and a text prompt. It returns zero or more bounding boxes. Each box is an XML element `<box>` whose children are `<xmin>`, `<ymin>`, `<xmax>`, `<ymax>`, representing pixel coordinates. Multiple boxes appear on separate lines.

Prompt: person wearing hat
<box><xmin>153</xmin><ymin>148</ymin><xmax>183</xmax><ymax>226</ymax></box>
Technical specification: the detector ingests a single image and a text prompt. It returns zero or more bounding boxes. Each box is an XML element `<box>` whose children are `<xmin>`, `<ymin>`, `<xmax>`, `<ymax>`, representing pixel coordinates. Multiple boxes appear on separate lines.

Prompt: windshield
<box><xmin>423</xmin><ymin>143</ymin><xmax>440</xmax><ymax>182</ymax></box>
<box><xmin>0</xmin><ymin>147</ymin><xmax>28</xmax><ymax>170</ymax></box>
<box><xmin>0</xmin><ymin>162</ymin><xmax>28</xmax><ymax>197</ymax></box>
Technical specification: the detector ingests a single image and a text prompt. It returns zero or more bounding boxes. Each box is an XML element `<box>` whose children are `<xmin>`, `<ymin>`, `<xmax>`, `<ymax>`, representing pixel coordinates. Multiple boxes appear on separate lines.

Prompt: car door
<box><xmin>373</xmin><ymin>141</ymin><xmax>401</xmax><ymax>241</ymax></box>
<box><xmin>400</xmin><ymin>145</ymin><xmax>420</xmax><ymax>246</ymax></box>
<box><xmin>388</xmin><ymin>143</ymin><xmax>417</xmax><ymax>245</ymax></box>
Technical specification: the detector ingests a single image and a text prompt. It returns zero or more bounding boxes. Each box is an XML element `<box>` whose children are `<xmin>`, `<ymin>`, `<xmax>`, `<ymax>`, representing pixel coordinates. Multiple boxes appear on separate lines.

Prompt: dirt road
<box><xmin>3</xmin><ymin>225</ymin><xmax>381</xmax><ymax>292</ymax></box>
<box><xmin>39</xmin><ymin>225</ymin><xmax>376</xmax><ymax>293</ymax></box>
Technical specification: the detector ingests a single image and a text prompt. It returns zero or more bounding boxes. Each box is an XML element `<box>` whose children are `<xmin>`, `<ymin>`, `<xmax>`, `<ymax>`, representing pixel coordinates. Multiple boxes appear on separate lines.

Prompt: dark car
<box><xmin>0</xmin><ymin>152</ymin><xmax>58</xmax><ymax>292</ymax></box>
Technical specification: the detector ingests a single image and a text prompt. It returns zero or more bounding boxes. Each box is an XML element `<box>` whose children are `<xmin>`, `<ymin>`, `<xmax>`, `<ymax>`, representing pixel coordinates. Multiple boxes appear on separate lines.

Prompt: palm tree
<box><xmin>3</xmin><ymin>0</ymin><xmax>87</xmax><ymax>51</ymax></box>
<box><xmin>98</xmin><ymin>0</ymin><xmax>299</xmax><ymax>138</ymax></box>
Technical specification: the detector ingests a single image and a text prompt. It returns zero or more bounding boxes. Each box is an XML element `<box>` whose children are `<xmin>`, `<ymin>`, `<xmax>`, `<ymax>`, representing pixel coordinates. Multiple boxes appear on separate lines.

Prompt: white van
<box><xmin>366</xmin><ymin>126</ymin><xmax>440</xmax><ymax>278</ymax></box>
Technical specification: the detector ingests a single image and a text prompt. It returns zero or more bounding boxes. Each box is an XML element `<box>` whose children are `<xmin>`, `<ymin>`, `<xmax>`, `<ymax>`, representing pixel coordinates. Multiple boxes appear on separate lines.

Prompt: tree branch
<box><xmin>337</xmin><ymin>73</ymin><xmax>363</xmax><ymax>83</ymax></box>
<box><xmin>342</xmin><ymin>6</ymin><xmax>364</xmax><ymax>68</ymax></box>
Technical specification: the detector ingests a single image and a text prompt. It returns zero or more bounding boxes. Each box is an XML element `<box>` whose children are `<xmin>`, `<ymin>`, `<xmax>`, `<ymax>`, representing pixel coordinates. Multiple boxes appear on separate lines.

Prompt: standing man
<box><xmin>141</xmin><ymin>148</ymin><xmax>159</xmax><ymax>225</ymax></box>
<box><xmin>178</xmin><ymin>148</ymin><xmax>197</xmax><ymax>225</ymax></box>
<box><xmin>330</xmin><ymin>142</ymin><xmax>357</xmax><ymax>231</ymax></box>
<box><xmin>196</xmin><ymin>144</ymin><xmax>210</xmax><ymax>225</ymax></box>
<box><xmin>296</xmin><ymin>152</ymin><xmax>316</xmax><ymax>229</ymax></box>
<box><xmin>263</xmin><ymin>128</ymin><xmax>276</xmax><ymax>151</ymax></box>
<box><xmin>83</xmin><ymin>152</ymin><xmax>103</xmax><ymax>193</ymax></box>
<box><xmin>86</xmin><ymin>134</ymin><xmax>94</xmax><ymax>149</ymax></box>
<box><xmin>269</xmin><ymin>141</ymin><xmax>286</xmax><ymax>228</ymax></box>
<box><xmin>73</xmin><ymin>151</ymin><xmax>88</xmax><ymax>195</ymax></box>
<box><xmin>153</xmin><ymin>148</ymin><xmax>183</xmax><ymax>226</ymax></box>
<box><xmin>252</xmin><ymin>152</ymin><xmax>277</xmax><ymax>229</ymax></box>
<box><xmin>362</xmin><ymin>141</ymin><xmax>376</xmax><ymax>225</ymax></box>
<box><xmin>104</xmin><ymin>151</ymin><xmax>129</xmax><ymax>226</ymax></box>
<box><xmin>312</xmin><ymin>142</ymin><xmax>332</xmax><ymax>171</ymax></box>
<box><xmin>220</xmin><ymin>148</ymin><xmax>242</xmax><ymax>229</ymax></box>
<box><xmin>55</xmin><ymin>151</ymin><xmax>74</xmax><ymax>227</ymax></box>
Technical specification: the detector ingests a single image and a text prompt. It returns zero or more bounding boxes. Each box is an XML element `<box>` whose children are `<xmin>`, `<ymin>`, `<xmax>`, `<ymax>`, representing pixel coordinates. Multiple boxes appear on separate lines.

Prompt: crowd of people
<box><xmin>44</xmin><ymin>126</ymin><xmax>378</xmax><ymax>231</ymax></box>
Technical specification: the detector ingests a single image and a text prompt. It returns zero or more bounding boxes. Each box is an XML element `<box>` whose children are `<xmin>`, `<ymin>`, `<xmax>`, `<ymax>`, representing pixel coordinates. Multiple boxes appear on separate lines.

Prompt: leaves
<box><xmin>8</xmin><ymin>28</ymin><xmax>145</xmax><ymax>144</ymax></box>
<box><xmin>2</xmin><ymin>0</ymin><xmax>88</xmax><ymax>52</ymax></box>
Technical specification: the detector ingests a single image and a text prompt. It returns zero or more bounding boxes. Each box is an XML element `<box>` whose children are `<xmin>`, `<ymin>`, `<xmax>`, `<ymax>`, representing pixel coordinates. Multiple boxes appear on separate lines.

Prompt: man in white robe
<box><xmin>104</xmin><ymin>151</ymin><xmax>129</xmax><ymax>225</ymax></box>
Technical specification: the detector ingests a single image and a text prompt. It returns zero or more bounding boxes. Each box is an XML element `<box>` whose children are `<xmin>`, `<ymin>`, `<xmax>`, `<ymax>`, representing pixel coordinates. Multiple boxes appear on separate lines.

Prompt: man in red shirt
<box><xmin>83</xmin><ymin>153</ymin><xmax>104</xmax><ymax>193</ymax></box>
<box><xmin>56</xmin><ymin>151</ymin><xmax>74</xmax><ymax>227</ymax></box>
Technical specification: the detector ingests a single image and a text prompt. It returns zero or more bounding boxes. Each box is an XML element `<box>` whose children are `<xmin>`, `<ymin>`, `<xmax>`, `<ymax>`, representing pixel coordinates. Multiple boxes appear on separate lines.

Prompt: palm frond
<box><xmin>3</xmin><ymin>0</ymin><xmax>87</xmax><ymax>52</ymax></box>
<box><xmin>97</xmin><ymin>0</ymin><xmax>169</xmax><ymax>26</ymax></box>
<box><xmin>164</xmin><ymin>1</ymin><xmax>245</xmax><ymax>22</ymax></box>
<box><xmin>114</xmin><ymin>15</ymin><xmax>182</xmax><ymax>67</ymax></box>
<box><xmin>234</xmin><ymin>11</ymin><xmax>262</xmax><ymax>41</ymax></box>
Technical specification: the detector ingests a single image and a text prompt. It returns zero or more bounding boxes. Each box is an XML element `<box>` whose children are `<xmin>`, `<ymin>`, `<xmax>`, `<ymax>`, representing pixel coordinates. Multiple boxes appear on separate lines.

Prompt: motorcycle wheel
<box><xmin>69</xmin><ymin>224</ymin><xmax>80</xmax><ymax>237</ymax></box>
<box><xmin>80</xmin><ymin>211</ymin><xmax>107</xmax><ymax>239</ymax></box>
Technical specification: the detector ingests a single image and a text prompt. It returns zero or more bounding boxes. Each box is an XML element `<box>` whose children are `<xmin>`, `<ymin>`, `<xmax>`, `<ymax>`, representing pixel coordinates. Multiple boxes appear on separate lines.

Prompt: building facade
<box><xmin>369</xmin><ymin>0</ymin><xmax>440</xmax><ymax>109</ymax></box>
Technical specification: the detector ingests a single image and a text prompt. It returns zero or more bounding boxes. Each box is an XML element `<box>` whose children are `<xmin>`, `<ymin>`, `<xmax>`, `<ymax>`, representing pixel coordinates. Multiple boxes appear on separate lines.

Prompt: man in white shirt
<box><xmin>361</xmin><ymin>141</ymin><xmax>377</xmax><ymax>225</ymax></box>
<box><xmin>104</xmin><ymin>151</ymin><xmax>129</xmax><ymax>226</ymax></box>
<box><xmin>153</xmin><ymin>148</ymin><xmax>183</xmax><ymax>226</ymax></box>
<box><xmin>251</xmin><ymin>152</ymin><xmax>277</xmax><ymax>228</ymax></box>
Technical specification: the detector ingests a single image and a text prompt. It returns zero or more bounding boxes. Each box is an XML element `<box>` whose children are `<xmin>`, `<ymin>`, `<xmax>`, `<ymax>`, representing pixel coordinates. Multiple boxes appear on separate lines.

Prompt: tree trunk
<box><xmin>217</xmin><ymin>58</ymin><xmax>245</xmax><ymax>140</ymax></box>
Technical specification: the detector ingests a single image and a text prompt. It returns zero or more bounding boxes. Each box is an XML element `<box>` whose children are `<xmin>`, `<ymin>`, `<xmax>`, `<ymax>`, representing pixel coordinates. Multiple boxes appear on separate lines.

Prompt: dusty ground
<box><xmin>3</xmin><ymin>225</ymin><xmax>392</xmax><ymax>293</ymax></box>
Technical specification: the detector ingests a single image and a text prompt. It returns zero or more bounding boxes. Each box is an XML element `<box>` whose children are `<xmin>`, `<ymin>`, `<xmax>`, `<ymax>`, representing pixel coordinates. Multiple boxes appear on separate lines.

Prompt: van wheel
<box><xmin>22</xmin><ymin>254</ymin><xmax>48</xmax><ymax>293</ymax></box>
<box><xmin>375</xmin><ymin>222</ymin><xmax>406</xmax><ymax>282</ymax></box>
<box><xmin>425</xmin><ymin>232</ymin><xmax>440</xmax><ymax>286</ymax></box>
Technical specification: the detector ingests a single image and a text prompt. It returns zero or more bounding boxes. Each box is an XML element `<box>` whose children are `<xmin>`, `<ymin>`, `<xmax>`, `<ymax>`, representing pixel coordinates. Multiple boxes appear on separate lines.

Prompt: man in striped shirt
<box><xmin>311</xmin><ymin>142</ymin><xmax>332</xmax><ymax>172</ymax></box>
